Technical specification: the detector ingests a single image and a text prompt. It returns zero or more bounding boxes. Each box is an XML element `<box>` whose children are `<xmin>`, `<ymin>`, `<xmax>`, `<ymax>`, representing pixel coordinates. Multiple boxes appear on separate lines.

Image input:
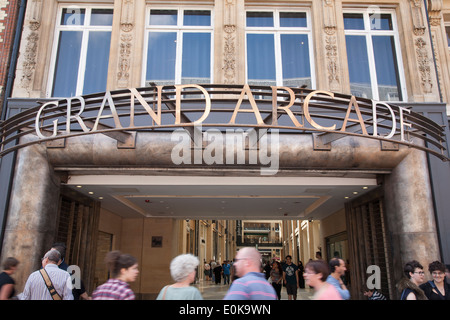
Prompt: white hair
<box><xmin>170</xmin><ymin>254</ymin><xmax>199</xmax><ymax>282</ymax></box>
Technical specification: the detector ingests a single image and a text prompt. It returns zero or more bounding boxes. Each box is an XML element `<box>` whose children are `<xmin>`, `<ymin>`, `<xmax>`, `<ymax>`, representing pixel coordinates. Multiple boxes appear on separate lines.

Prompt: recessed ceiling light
<box><xmin>88</xmin><ymin>191</ymin><xmax>94</xmax><ymax>195</ymax></box>
<box><xmin>99</xmin><ymin>197</ymin><xmax>103</xmax><ymax>200</ymax></box>
<box><xmin>345</xmin><ymin>196</ymin><xmax>350</xmax><ymax>199</ymax></box>
<box><xmin>362</xmin><ymin>186</ymin><xmax>368</xmax><ymax>189</ymax></box>
<box><xmin>76</xmin><ymin>185</ymin><xmax>82</xmax><ymax>188</ymax></box>
<box><xmin>353</xmin><ymin>191</ymin><xmax>358</xmax><ymax>194</ymax></box>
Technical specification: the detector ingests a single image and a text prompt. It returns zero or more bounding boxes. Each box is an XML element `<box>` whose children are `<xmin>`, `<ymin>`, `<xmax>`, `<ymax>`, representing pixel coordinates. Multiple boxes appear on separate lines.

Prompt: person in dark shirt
<box><xmin>420</xmin><ymin>261</ymin><xmax>450</xmax><ymax>300</ymax></box>
<box><xmin>0</xmin><ymin>257</ymin><xmax>19</xmax><ymax>300</ymax></box>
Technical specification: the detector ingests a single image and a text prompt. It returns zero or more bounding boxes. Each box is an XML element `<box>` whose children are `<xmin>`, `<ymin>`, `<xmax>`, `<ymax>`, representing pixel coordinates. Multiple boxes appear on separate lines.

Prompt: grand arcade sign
<box><xmin>0</xmin><ymin>84</ymin><xmax>448</xmax><ymax>161</ymax></box>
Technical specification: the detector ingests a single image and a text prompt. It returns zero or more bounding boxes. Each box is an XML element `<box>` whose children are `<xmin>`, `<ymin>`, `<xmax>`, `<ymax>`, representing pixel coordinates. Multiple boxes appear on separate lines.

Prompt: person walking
<box><xmin>298</xmin><ymin>260</ymin><xmax>305</xmax><ymax>289</ymax></box>
<box><xmin>270</xmin><ymin>261</ymin><xmax>283</xmax><ymax>300</ymax></box>
<box><xmin>224</xmin><ymin>247</ymin><xmax>277</xmax><ymax>300</ymax></box>
<box><xmin>223</xmin><ymin>260</ymin><xmax>231</xmax><ymax>285</ymax></box>
<box><xmin>0</xmin><ymin>257</ymin><xmax>19</xmax><ymax>300</ymax></box>
<box><xmin>282</xmin><ymin>255</ymin><xmax>299</xmax><ymax>300</ymax></box>
<box><xmin>92</xmin><ymin>251</ymin><xmax>139</xmax><ymax>300</ymax></box>
<box><xmin>156</xmin><ymin>254</ymin><xmax>203</xmax><ymax>300</ymax></box>
<box><xmin>397</xmin><ymin>260</ymin><xmax>427</xmax><ymax>300</ymax></box>
<box><xmin>204</xmin><ymin>260</ymin><xmax>211</xmax><ymax>281</ymax></box>
<box><xmin>214</xmin><ymin>261</ymin><xmax>222</xmax><ymax>285</ymax></box>
<box><xmin>304</xmin><ymin>259</ymin><xmax>342</xmax><ymax>300</ymax></box>
<box><xmin>21</xmin><ymin>249</ymin><xmax>73</xmax><ymax>300</ymax></box>
<box><xmin>419</xmin><ymin>260</ymin><xmax>450</xmax><ymax>300</ymax></box>
<box><xmin>326</xmin><ymin>258</ymin><xmax>350</xmax><ymax>300</ymax></box>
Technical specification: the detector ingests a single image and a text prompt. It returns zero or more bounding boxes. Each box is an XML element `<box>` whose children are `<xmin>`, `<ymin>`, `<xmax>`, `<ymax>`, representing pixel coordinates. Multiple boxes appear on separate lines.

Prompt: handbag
<box><xmin>39</xmin><ymin>269</ymin><xmax>62</xmax><ymax>300</ymax></box>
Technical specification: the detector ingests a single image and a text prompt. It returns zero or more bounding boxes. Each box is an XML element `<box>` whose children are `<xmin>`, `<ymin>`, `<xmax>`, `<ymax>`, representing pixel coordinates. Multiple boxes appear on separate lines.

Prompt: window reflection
<box><xmin>344</xmin><ymin>11</ymin><xmax>403</xmax><ymax>101</ymax></box>
<box><xmin>184</xmin><ymin>10</ymin><xmax>211</xmax><ymax>26</ymax></box>
<box><xmin>61</xmin><ymin>8</ymin><xmax>85</xmax><ymax>25</ymax></box>
<box><xmin>182</xmin><ymin>33</ymin><xmax>211</xmax><ymax>84</ymax></box>
<box><xmin>150</xmin><ymin>10</ymin><xmax>177</xmax><ymax>25</ymax></box>
<box><xmin>280</xmin><ymin>12</ymin><xmax>306</xmax><ymax>28</ymax></box>
<box><xmin>346</xmin><ymin>35</ymin><xmax>372</xmax><ymax>99</ymax></box>
<box><xmin>146</xmin><ymin>8</ymin><xmax>212</xmax><ymax>86</ymax></box>
<box><xmin>52</xmin><ymin>31</ymin><xmax>82</xmax><ymax>97</ymax></box>
<box><xmin>51</xmin><ymin>7</ymin><xmax>113</xmax><ymax>97</ymax></box>
<box><xmin>246</xmin><ymin>10</ymin><xmax>313</xmax><ymax>88</ymax></box>
<box><xmin>246</xmin><ymin>12</ymin><xmax>274</xmax><ymax>27</ymax></box>
<box><xmin>247</xmin><ymin>34</ymin><xmax>276</xmax><ymax>86</ymax></box>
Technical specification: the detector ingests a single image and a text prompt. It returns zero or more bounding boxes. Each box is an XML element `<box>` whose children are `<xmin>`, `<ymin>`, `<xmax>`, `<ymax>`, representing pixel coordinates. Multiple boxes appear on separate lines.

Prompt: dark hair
<box><xmin>362</xmin><ymin>283</ymin><xmax>374</xmax><ymax>293</ymax></box>
<box><xmin>2</xmin><ymin>257</ymin><xmax>19</xmax><ymax>270</ymax></box>
<box><xmin>285</xmin><ymin>255</ymin><xmax>292</xmax><ymax>259</ymax></box>
<box><xmin>105</xmin><ymin>251</ymin><xmax>137</xmax><ymax>278</ymax></box>
<box><xmin>329</xmin><ymin>258</ymin><xmax>342</xmax><ymax>273</ymax></box>
<box><xmin>52</xmin><ymin>242</ymin><xmax>66</xmax><ymax>259</ymax></box>
<box><xmin>403</xmin><ymin>260</ymin><xmax>423</xmax><ymax>279</ymax></box>
<box><xmin>305</xmin><ymin>260</ymin><xmax>330</xmax><ymax>281</ymax></box>
<box><xmin>272</xmin><ymin>261</ymin><xmax>282</xmax><ymax>270</ymax></box>
<box><xmin>428</xmin><ymin>261</ymin><xmax>445</xmax><ymax>273</ymax></box>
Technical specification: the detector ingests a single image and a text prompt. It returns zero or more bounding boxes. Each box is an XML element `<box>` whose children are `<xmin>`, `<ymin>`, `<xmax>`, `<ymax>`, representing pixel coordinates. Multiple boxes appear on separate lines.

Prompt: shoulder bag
<box><xmin>39</xmin><ymin>269</ymin><xmax>62</xmax><ymax>300</ymax></box>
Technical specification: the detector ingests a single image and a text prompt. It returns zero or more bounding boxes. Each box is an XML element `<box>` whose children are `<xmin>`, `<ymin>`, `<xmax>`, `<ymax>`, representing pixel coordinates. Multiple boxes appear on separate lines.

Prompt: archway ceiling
<box><xmin>65</xmin><ymin>175</ymin><xmax>378</xmax><ymax>220</ymax></box>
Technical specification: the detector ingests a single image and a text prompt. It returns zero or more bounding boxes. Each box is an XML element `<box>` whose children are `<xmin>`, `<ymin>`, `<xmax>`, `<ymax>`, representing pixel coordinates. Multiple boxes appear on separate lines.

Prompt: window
<box><xmin>144</xmin><ymin>8</ymin><xmax>213</xmax><ymax>86</ymax></box>
<box><xmin>344</xmin><ymin>11</ymin><xmax>406</xmax><ymax>101</ymax></box>
<box><xmin>48</xmin><ymin>6</ymin><xmax>113</xmax><ymax>97</ymax></box>
<box><xmin>245</xmin><ymin>10</ymin><xmax>314</xmax><ymax>88</ymax></box>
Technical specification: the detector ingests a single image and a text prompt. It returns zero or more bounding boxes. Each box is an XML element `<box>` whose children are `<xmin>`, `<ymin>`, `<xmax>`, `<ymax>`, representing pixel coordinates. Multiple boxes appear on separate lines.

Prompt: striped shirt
<box><xmin>92</xmin><ymin>278</ymin><xmax>135</xmax><ymax>300</ymax></box>
<box><xmin>224</xmin><ymin>272</ymin><xmax>277</xmax><ymax>300</ymax></box>
<box><xmin>20</xmin><ymin>264</ymin><xmax>73</xmax><ymax>300</ymax></box>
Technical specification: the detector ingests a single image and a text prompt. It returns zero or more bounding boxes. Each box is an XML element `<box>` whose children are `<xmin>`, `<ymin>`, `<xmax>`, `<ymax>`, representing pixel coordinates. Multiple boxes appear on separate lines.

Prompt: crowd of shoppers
<box><xmin>1</xmin><ymin>245</ymin><xmax>449</xmax><ymax>300</ymax></box>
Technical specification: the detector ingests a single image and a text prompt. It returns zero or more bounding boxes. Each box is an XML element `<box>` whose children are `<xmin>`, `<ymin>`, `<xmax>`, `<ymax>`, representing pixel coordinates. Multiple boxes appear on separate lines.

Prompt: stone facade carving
<box><xmin>223</xmin><ymin>24</ymin><xmax>236</xmax><ymax>84</ymax></box>
<box><xmin>323</xmin><ymin>0</ymin><xmax>339</xmax><ymax>91</ymax></box>
<box><xmin>117</xmin><ymin>0</ymin><xmax>134</xmax><ymax>87</ymax></box>
<box><xmin>410</xmin><ymin>0</ymin><xmax>433</xmax><ymax>94</ymax></box>
<box><xmin>410</xmin><ymin>0</ymin><xmax>426</xmax><ymax>36</ymax></box>
<box><xmin>222</xmin><ymin>0</ymin><xmax>237</xmax><ymax>84</ymax></box>
<box><xmin>118</xmin><ymin>33</ymin><xmax>132</xmax><ymax>87</ymax></box>
<box><xmin>415</xmin><ymin>37</ymin><xmax>433</xmax><ymax>93</ymax></box>
<box><xmin>20</xmin><ymin>0</ymin><xmax>42</xmax><ymax>88</ymax></box>
<box><xmin>427</xmin><ymin>0</ymin><xmax>443</xmax><ymax>26</ymax></box>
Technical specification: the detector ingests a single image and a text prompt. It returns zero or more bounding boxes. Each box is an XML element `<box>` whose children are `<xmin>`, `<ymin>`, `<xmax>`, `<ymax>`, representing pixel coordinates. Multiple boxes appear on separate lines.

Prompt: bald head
<box><xmin>235</xmin><ymin>247</ymin><xmax>262</xmax><ymax>277</ymax></box>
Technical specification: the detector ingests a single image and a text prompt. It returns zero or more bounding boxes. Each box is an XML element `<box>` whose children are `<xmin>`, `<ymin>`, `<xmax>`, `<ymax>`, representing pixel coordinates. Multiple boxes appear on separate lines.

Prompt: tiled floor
<box><xmin>194</xmin><ymin>279</ymin><xmax>314</xmax><ymax>300</ymax></box>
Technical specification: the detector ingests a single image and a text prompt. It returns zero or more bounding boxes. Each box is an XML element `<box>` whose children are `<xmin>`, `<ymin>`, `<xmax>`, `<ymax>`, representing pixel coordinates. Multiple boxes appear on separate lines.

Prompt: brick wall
<box><xmin>0</xmin><ymin>0</ymin><xmax>20</xmax><ymax>116</ymax></box>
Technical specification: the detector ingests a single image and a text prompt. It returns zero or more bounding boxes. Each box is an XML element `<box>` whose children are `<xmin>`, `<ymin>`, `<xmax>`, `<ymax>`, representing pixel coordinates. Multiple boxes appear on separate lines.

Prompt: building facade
<box><xmin>1</xmin><ymin>0</ymin><xmax>450</xmax><ymax>300</ymax></box>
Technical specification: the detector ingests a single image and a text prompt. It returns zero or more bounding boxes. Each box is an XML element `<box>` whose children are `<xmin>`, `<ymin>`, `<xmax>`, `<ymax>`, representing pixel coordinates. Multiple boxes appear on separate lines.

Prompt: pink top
<box><xmin>314</xmin><ymin>283</ymin><xmax>343</xmax><ymax>300</ymax></box>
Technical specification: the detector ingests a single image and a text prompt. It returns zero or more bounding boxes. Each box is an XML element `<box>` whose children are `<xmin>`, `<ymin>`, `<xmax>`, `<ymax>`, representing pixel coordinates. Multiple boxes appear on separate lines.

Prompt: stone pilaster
<box><xmin>384</xmin><ymin>141</ymin><xmax>441</xmax><ymax>285</ymax></box>
<box><xmin>1</xmin><ymin>135</ymin><xmax>61</xmax><ymax>292</ymax></box>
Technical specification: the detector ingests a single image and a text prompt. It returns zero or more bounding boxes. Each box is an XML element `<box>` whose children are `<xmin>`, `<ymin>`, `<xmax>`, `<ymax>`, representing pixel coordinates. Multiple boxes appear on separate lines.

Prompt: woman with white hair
<box><xmin>156</xmin><ymin>254</ymin><xmax>203</xmax><ymax>300</ymax></box>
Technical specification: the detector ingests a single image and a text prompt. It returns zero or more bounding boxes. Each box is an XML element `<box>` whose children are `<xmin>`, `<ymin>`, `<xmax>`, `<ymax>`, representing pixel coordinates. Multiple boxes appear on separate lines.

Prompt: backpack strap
<box><xmin>39</xmin><ymin>269</ymin><xmax>62</xmax><ymax>300</ymax></box>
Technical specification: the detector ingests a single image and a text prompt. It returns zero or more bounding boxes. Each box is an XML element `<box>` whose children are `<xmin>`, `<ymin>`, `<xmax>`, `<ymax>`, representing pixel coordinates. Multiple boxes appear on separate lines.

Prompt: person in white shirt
<box><xmin>20</xmin><ymin>249</ymin><xmax>73</xmax><ymax>300</ymax></box>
